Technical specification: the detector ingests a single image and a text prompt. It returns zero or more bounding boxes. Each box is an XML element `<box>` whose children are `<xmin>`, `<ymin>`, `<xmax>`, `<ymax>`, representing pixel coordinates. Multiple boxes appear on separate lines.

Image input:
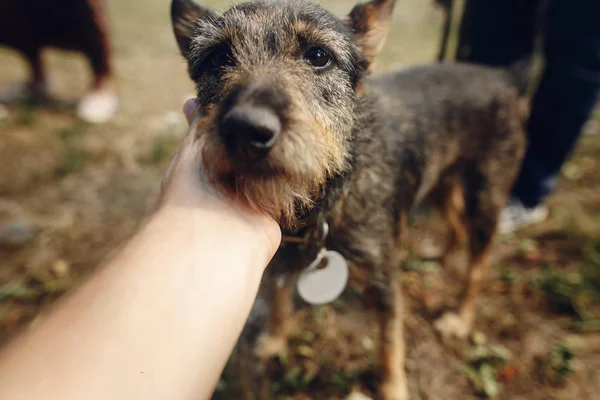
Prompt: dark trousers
<box><xmin>456</xmin><ymin>0</ymin><xmax>600</xmax><ymax>207</ymax></box>
<box><xmin>0</xmin><ymin>0</ymin><xmax>112</xmax><ymax>88</ymax></box>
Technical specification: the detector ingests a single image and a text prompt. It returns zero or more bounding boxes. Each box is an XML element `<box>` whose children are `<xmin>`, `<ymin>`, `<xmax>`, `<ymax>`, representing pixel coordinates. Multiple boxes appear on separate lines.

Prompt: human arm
<box><xmin>0</xmin><ymin>100</ymin><xmax>281</xmax><ymax>400</ymax></box>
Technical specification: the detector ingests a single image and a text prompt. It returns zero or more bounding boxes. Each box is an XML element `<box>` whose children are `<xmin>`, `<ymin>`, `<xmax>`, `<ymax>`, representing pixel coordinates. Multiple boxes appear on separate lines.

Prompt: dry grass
<box><xmin>0</xmin><ymin>0</ymin><xmax>599</xmax><ymax>399</ymax></box>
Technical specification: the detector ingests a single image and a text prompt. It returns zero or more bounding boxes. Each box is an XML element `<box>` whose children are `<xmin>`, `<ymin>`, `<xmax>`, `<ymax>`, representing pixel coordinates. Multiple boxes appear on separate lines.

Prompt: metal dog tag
<box><xmin>297</xmin><ymin>249</ymin><xmax>348</xmax><ymax>305</ymax></box>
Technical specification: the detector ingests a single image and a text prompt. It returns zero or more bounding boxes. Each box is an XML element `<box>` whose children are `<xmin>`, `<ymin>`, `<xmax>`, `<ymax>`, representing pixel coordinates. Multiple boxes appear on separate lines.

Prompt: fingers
<box><xmin>183</xmin><ymin>98</ymin><xmax>198</xmax><ymax>124</ymax></box>
<box><xmin>162</xmin><ymin>99</ymin><xmax>199</xmax><ymax>190</ymax></box>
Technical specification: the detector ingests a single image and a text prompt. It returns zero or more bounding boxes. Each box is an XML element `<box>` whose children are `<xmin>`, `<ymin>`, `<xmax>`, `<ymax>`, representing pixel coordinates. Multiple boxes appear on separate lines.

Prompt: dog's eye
<box><xmin>304</xmin><ymin>47</ymin><xmax>331</xmax><ymax>69</ymax></box>
<box><xmin>210</xmin><ymin>49</ymin><xmax>234</xmax><ymax>68</ymax></box>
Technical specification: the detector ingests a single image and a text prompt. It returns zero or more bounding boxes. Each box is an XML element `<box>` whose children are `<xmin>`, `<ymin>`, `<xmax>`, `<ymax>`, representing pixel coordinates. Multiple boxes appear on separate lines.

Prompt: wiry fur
<box><xmin>171</xmin><ymin>0</ymin><xmax>526</xmax><ymax>398</ymax></box>
<box><xmin>173</xmin><ymin>0</ymin><xmax>365</xmax><ymax>227</ymax></box>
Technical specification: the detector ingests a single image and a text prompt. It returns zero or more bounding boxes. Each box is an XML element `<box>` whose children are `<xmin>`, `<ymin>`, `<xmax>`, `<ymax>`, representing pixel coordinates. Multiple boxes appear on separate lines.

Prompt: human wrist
<box><xmin>151</xmin><ymin>202</ymin><xmax>281</xmax><ymax>267</ymax></box>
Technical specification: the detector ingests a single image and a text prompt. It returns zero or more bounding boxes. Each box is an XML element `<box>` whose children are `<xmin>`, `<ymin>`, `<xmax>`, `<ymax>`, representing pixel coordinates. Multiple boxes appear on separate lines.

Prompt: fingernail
<box><xmin>183</xmin><ymin>98</ymin><xmax>198</xmax><ymax>122</ymax></box>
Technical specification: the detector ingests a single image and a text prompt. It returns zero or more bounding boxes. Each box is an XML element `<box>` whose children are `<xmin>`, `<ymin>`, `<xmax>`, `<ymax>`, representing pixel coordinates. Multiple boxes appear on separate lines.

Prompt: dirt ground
<box><xmin>0</xmin><ymin>0</ymin><xmax>599</xmax><ymax>399</ymax></box>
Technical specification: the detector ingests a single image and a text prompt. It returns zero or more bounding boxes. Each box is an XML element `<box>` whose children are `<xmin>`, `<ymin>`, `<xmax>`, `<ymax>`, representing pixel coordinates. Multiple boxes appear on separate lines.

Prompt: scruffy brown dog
<box><xmin>171</xmin><ymin>0</ymin><xmax>526</xmax><ymax>398</ymax></box>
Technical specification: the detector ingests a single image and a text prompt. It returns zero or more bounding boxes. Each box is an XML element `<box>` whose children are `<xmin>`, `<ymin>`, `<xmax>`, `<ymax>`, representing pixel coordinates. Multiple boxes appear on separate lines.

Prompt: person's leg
<box><xmin>73</xmin><ymin>0</ymin><xmax>112</xmax><ymax>90</ymax></box>
<box><xmin>74</xmin><ymin>0</ymin><xmax>119</xmax><ymax>123</ymax></box>
<box><xmin>455</xmin><ymin>0</ymin><xmax>541</xmax><ymax>66</ymax></box>
<box><xmin>457</xmin><ymin>0</ymin><xmax>600</xmax><ymax>232</ymax></box>
<box><xmin>0</xmin><ymin>1</ymin><xmax>49</xmax><ymax>102</ymax></box>
<box><xmin>511</xmin><ymin>0</ymin><xmax>600</xmax><ymax>209</ymax></box>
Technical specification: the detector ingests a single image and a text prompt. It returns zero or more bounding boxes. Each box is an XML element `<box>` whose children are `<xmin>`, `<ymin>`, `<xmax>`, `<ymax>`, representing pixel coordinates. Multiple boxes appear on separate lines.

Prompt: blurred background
<box><xmin>0</xmin><ymin>0</ymin><xmax>598</xmax><ymax>399</ymax></box>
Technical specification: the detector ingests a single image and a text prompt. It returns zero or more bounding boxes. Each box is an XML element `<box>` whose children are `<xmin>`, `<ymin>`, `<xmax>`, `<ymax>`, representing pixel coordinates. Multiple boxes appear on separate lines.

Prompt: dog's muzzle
<box><xmin>220</xmin><ymin>105</ymin><xmax>281</xmax><ymax>161</ymax></box>
<box><xmin>217</xmin><ymin>81</ymin><xmax>290</xmax><ymax>163</ymax></box>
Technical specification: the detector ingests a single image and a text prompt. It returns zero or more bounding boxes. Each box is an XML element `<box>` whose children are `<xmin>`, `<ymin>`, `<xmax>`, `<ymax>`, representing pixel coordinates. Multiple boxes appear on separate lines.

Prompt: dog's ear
<box><xmin>345</xmin><ymin>0</ymin><xmax>396</xmax><ymax>69</ymax></box>
<box><xmin>171</xmin><ymin>0</ymin><xmax>216</xmax><ymax>58</ymax></box>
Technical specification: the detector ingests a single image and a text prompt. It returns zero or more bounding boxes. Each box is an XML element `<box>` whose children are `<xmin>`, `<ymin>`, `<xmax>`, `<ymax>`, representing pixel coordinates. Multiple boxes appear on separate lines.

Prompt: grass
<box><xmin>460</xmin><ymin>336</ymin><xmax>512</xmax><ymax>398</ymax></box>
<box><xmin>533</xmin><ymin>242</ymin><xmax>600</xmax><ymax>320</ymax></box>
<box><xmin>537</xmin><ymin>339</ymin><xmax>578</xmax><ymax>386</ymax></box>
<box><xmin>148</xmin><ymin>134</ymin><xmax>181</xmax><ymax>165</ymax></box>
<box><xmin>15</xmin><ymin>100</ymin><xmax>37</xmax><ymax>126</ymax></box>
<box><xmin>55</xmin><ymin>123</ymin><xmax>90</xmax><ymax>177</ymax></box>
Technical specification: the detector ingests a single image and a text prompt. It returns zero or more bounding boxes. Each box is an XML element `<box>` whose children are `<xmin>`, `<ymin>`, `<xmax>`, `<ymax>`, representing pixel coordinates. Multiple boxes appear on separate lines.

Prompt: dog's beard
<box><xmin>197</xmin><ymin>113</ymin><xmax>348</xmax><ymax>228</ymax></box>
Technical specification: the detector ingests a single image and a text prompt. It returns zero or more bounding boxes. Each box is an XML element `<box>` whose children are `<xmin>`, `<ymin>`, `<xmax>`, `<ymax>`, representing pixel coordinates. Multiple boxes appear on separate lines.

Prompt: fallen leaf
<box><xmin>498</xmin><ymin>365</ymin><xmax>519</xmax><ymax>382</ymax></box>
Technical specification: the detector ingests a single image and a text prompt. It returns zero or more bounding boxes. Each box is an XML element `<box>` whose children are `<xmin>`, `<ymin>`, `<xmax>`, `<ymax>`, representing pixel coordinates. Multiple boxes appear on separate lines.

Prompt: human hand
<box><xmin>158</xmin><ymin>98</ymin><xmax>281</xmax><ymax>253</ymax></box>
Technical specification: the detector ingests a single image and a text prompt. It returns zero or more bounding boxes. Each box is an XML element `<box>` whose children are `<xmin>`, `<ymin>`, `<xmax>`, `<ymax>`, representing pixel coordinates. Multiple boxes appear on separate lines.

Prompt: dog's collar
<box><xmin>281</xmin><ymin>220</ymin><xmax>329</xmax><ymax>250</ymax></box>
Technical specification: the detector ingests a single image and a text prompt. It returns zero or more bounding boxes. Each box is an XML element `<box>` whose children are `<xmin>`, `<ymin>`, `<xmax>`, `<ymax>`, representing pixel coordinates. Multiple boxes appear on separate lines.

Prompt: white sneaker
<box><xmin>76</xmin><ymin>89</ymin><xmax>119</xmax><ymax>124</ymax></box>
<box><xmin>498</xmin><ymin>197</ymin><xmax>549</xmax><ymax>234</ymax></box>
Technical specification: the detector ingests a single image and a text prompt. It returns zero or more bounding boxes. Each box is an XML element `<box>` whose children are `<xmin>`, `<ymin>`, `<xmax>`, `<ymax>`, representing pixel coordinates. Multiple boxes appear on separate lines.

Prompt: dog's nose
<box><xmin>220</xmin><ymin>106</ymin><xmax>281</xmax><ymax>160</ymax></box>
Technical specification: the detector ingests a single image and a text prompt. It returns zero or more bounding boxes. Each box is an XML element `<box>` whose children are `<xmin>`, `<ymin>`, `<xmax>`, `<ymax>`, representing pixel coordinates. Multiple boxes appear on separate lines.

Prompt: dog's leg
<box><xmin>79</xmin><ymin>0</ymin><xmax>113</xmax><ymax>91</ymax></box>
<box><xmin>375</xmin><ymin>276</ymin><xmax>408</xmax><ymax>400</ymax></box>
<box><xmin>444</xmin><ymin>183</ymin><xmax>468</xmax><ymax>255</ymax></box>
<box><xmin>435</xmin><ymin>177</ymin><xmax>500</xmax><ymax>340</ymax></box>
<box><xmin>434</xmin><ymin>247</ymin><xmax>491</xmax><ymax>340</ymax></box>
<box><xmin>238</xmin><ymin>339</ymin><xmax>258</xmax><ymax>400</ymax></box>
<box><xmin>373</xmin><ymin>213</ymin><xmax>409</xmax><ymax>400</ymax></box>
<box><xmin>75</xmin><ymin>0</ymin><xmax>119</xmax><ymax>123</ymax></box>
<box><xmin>432</xmin><ymin>180</ymin><xmax>468</xmax><ymax>267</ymax></box>
<box><xmin>254</xmin><ymin>272</ymin><xmax>295</xmax><ymax>361</ymax></box>
<box><xmin>26</xmin><ymin>48</ymin><xmax>46</xmax><ymax>94</ymax></box>
<box><xmin>239</xmin><ymin>272</ymin><xmax>295</xmax><ymax>399</ymax></box>
<box><xmin>0</xmin><ymin>47</ymin><xmax>48</xmax><ymax>103</ymax></box>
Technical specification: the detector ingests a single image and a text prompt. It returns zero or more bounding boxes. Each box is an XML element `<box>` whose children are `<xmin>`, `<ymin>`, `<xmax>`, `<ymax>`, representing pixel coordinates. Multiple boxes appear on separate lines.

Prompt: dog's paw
<box><xmin>380</xmin><ymin>380</ymin><xmax>409</xmax><ymax>400</ymax></box>
<box><xmin>434</xmin><ymin>312</ymin><xmax>471</xmax><ymax>340</ymax></box>
<box><xmin>254</xmin><ymin>333</ymin><xmax>287</xmax><ymax>360</ymax></box>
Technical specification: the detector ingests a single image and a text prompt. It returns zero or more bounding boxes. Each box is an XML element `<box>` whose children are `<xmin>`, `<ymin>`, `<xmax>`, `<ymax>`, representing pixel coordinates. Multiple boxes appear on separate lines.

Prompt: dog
<box><xmin>170</xmin><ymin>0</ymin><xmax>526</xmax><ymax>398</ymax></box>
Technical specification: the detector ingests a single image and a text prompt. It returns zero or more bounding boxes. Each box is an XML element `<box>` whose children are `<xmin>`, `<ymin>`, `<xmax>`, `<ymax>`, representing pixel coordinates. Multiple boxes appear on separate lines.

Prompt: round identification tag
<box><xmin>297</xmin><ymin>250</ymin><xmax>349</xmax><ymax>305</ymax></box>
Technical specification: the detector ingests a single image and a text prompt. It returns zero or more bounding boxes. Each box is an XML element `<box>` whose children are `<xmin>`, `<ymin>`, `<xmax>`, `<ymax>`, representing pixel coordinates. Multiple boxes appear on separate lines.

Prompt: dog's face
<box><xmin>171</xmin><ymin>0</ymin><xmax>395</xmax><ymax>226</ymax></box>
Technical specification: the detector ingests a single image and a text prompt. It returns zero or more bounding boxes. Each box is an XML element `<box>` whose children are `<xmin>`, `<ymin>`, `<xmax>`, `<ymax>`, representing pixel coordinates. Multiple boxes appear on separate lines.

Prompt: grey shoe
<box><xmin>498</xmin><ymin>197</ymin><xmax>549</xmax><ymax>234</ymax></box>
